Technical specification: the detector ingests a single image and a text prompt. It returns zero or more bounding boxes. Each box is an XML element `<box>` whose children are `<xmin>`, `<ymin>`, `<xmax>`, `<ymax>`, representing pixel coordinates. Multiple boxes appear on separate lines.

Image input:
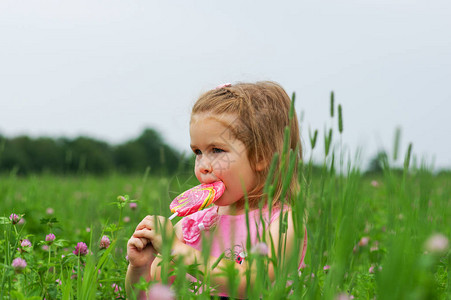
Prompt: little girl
<box><xmin>126</xmin><ymin>81</ymin><xmax>307</xmax><ymax>299</ymax></box>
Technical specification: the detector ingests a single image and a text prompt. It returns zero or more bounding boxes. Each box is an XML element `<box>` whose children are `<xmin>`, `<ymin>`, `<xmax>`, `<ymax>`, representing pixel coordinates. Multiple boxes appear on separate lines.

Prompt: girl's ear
<box><xmin>255</xmin><ymin>159</ymin><xmax>268</xmax><ymax>172</ymax></box>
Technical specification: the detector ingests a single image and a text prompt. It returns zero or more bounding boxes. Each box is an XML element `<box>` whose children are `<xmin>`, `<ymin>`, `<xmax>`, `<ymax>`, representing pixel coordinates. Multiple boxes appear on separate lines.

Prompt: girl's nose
<box><xmin>198</xmin><ymin>156</ymin><xmax>212</xmax><ymax>174</ymax></box>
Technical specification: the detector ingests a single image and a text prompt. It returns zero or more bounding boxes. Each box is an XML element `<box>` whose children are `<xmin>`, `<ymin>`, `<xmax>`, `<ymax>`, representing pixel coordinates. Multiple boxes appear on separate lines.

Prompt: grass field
<box><xmin>1</xmin><ymin>160</ymin><xmax>450</xmax><ymax>299</ymax></box>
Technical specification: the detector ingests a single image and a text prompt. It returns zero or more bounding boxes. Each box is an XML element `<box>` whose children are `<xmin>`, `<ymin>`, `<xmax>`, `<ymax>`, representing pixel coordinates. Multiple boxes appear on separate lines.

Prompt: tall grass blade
<box><xmin>404</xmin><ymin>143</ymin><xmax>413</xmax><ymax>170</ymax></box>
<box><xmin>393</xmin><ymin>127</ymin><xmax>401</xmax><ymax>161</ymax></box>
<box><xmin>338</xmin><ymin>104</ymin><xmax>343</xmax><ymax>134</ymax></box>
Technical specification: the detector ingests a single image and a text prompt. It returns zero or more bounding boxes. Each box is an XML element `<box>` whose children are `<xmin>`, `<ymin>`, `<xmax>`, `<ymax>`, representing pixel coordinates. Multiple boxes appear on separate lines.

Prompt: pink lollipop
<box><xmin>169</xmin><ymin>181</ymin><xmax>225</xmax><ymax>220</ymax></box>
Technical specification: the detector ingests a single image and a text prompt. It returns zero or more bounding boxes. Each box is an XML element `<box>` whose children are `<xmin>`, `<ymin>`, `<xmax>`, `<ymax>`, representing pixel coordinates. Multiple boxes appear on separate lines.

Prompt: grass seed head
<box><xmin>338</xmin><ymin>104</ymin><xmax>343</xmax><ymax>133</ymax></box>
<box><xmin>330</xmin><ymin>91</ymin><xmax>335</xmax><ymax>117</ymax></box>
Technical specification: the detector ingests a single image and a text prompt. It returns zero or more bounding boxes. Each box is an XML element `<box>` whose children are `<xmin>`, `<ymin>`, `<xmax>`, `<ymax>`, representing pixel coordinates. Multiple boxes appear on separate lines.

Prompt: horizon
<box><xmin>1</xmin><ymin>0</ymin><xmax>450</xmax><ymax>169</ymax></box>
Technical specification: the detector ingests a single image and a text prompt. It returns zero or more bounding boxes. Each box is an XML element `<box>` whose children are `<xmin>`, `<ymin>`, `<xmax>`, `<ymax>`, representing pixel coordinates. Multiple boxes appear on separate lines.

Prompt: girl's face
<box><xmin>190</xmin><ymin>113</ymin><xmax>258</xmax><ymax>213</ymax></box>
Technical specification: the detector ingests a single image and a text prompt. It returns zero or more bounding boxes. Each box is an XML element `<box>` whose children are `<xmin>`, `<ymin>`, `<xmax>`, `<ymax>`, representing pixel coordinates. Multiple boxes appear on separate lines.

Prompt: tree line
<box><xmin>0</xmin><ymin>128</ymin><xmax>192</xmax><ymax>175</ymax></box>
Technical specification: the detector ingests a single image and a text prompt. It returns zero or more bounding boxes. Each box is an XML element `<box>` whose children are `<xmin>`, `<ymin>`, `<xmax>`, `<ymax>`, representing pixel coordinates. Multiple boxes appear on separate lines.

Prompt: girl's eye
<box><xmin>212</xmin><ymin>148</ymin><xmax>224</xmax><ymax>154</ymax></box>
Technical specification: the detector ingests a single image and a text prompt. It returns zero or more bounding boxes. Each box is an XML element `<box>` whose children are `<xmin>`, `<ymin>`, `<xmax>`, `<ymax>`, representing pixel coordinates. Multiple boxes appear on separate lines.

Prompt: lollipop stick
<box><xmin>169</xmin><ymin>212</ymin><xmax>178</xmax><ymax>221</ymax></box>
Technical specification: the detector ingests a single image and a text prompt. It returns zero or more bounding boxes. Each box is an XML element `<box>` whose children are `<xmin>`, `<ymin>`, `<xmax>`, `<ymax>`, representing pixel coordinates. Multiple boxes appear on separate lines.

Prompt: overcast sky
<box><xmin>1</xmin><ymin>0</ymin><xmax>450</xmax><ymax>170</ymax></box>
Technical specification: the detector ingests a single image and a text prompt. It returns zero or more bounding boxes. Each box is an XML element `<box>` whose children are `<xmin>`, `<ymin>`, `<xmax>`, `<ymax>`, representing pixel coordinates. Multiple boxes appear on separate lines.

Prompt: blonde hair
<box><xmin>191</xmin><ymin>81</ymin><xmax>302</xmax><ymax>208</ymax></box>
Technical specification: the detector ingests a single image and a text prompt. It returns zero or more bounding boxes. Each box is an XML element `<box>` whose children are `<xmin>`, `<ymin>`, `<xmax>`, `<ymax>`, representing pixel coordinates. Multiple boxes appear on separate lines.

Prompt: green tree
<box><xmin>114</xmin><ymin>141</ymin><xmax>147</xmax><ymax>173</ymax></box>
<box><xmin>134</xmin><ymin>128</ymin><xmax>180</xmax><ymax>174</ymax></box>
<box><xmin>0</xmin><ymin>136</ymin><xmax>33</xmax><ymax>174</ymax></box>
<box><xmin>63</xmin><ymin>137</ymin><xmax>114</xmax><ymax>174</ymax></box>
<box><xmin>28</xmin><ymin>137</ymin><xmax>65</xmax><ymax>173</ymax></box>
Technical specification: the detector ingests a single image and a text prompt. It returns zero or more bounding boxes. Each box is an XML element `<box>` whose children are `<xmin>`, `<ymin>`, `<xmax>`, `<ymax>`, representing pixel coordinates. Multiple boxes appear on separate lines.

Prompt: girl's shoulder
<box><xmin>224</xmin><ymin>204</ymin><xmax>292</xmax><ymax>227</ymax></box>
<box><xmin>258</xmin><ymin>203</ymin><xmax>292</xmax><ymax>222</ymax></box>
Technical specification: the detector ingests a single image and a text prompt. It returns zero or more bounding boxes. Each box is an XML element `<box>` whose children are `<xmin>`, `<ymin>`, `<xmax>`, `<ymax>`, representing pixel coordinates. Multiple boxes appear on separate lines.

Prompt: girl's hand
<box><xmin>132</xmin><ymin>215</ymin><xmax>175</xmax><ymax>254</ymax></box>
<box><xmin>127</xmin><ymin>234</ymin><xmax>156</xmax><ymax>269</ymax></box>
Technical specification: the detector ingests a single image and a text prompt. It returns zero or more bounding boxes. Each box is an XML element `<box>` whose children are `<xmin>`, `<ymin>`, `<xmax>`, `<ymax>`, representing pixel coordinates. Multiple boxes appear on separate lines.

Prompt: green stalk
<box><xmin>325</xmin><ymin>128</ymin><xmax>333</xmax><ymax>157</ymax></box>
<box><xmin>1</xmin><ymin>226</ymin><xmax>10</xmax><ymax>298</ymax></box>
<box><xmin>309</xmin><ymin>128</ymin><xmax>318</xmax><ymax>150</ymax></box>
<box><xmin>280</xmin><ymin>127</ymin><xmax>291</xmax><ymax>172</ymax></box>
<box><xmin>263</xmin><ymin>153</ymin><xmax>279</xmax><ymax>219</ymax></box>
<box><xmin>243</xmin><ymin>193</ymin><xmax>254</xmax><ymax>298</ymax></box>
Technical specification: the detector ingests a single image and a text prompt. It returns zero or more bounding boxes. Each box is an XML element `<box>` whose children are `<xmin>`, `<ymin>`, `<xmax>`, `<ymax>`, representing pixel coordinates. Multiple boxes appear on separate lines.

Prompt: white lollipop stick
<box><xmin>169</xmin><ymin>212</ymin><xmax>178</xmax><ymax>221</ymax></box>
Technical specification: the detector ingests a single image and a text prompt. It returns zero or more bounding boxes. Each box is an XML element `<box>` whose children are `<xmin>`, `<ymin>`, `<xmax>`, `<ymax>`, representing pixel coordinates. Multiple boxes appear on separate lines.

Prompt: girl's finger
<box><xmin>135</xmin><ymin>217</ymin><xmax>155</xmax><ymax>231</ymax></box>
<box><xmin>133</xmin><ymin>228</ymin><xmax>155</xmax><ymax>241</ymax></box>
<box><xmin>128</xmin><ymin>237</ymin><xmax>146</xmax><ymax>251</ymax></box>
<box><xmin>134</xmin><ymin>215</ymin><xmax>152</xmax><ymax>229</ymax></box>
<box><xmin>139</xmin><ymin>237</ymin><xmax>148</xmax><ymax>246</ymax></box>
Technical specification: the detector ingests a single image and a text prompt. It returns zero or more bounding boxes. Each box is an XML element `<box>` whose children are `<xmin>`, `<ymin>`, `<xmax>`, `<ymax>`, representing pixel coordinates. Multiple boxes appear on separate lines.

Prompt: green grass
<box><xmin>1</xmin><ymin>163</ymin><xmax>449</xmax><ymax>299</ymax></box>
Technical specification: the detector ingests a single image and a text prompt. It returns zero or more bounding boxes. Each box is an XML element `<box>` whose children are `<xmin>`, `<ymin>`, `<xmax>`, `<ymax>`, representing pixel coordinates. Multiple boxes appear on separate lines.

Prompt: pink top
<box><xmin>181</xmin><ymin>205</ymin><xmax>308</xmax><ymax>296</ymax></box>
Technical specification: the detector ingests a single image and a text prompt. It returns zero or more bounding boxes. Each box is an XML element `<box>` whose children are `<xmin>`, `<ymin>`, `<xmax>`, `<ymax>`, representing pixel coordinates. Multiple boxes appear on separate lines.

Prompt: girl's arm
<box><xmin>133</xmin><ymin>211</ymin><xmax>299</xmax><ymax>298</ymax></box>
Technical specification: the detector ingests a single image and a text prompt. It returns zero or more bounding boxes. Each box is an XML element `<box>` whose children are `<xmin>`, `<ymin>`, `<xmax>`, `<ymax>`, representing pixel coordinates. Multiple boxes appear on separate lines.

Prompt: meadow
<box><xmin>1</xmin><ymin>102</ymin><xmax>450</xmax><ymax>299</ymax></box>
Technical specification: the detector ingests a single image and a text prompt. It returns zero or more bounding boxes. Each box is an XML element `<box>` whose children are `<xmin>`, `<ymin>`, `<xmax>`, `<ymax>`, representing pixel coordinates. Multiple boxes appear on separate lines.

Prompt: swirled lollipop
<box><xmin>169</xmin><ymin>181</ymin><xmax>225</xmax><ymax>220</ymax></box>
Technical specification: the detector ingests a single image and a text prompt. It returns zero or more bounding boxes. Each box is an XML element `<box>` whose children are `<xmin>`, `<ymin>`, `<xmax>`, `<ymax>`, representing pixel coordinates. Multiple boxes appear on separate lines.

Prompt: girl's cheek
<box><xmin>212</xmin><ymin>163</ymin><xmax>226</xmax><ymax>177</ymax></box>
<box><xmin>214</xmin><ymin>154</ymin><xmax>231</xmax><ymax>174</ymax></box>
<box><xmin>193</xmin><ymin>163</ymin><xmax>202</xmax><ymax>181</ymax></box>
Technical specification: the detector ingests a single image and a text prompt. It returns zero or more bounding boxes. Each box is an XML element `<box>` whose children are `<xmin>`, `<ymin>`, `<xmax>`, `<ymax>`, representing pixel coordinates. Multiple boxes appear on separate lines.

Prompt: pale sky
<box><xmin>1</xmin><ymin>0</ymin><xmax>450</xmax><ymax>170</ymax></box>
